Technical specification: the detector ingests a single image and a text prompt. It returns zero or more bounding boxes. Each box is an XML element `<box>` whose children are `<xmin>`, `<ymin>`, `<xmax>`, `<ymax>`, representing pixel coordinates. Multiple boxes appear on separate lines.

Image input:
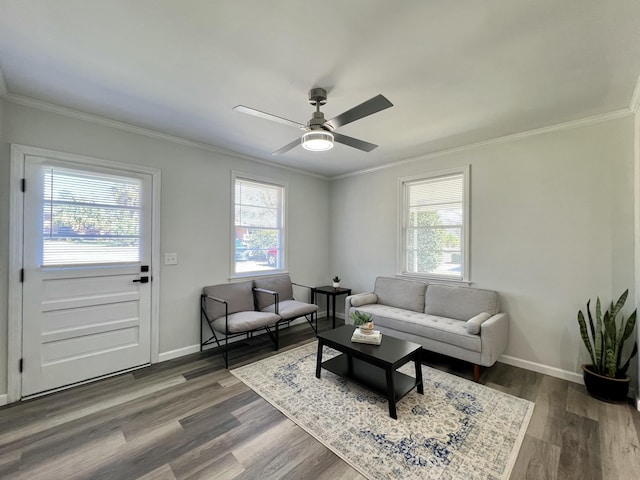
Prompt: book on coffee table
<box><xmin>351</xmin><ymin>328</ymin><xmax>382</xmax><ymax>345</ymax></box>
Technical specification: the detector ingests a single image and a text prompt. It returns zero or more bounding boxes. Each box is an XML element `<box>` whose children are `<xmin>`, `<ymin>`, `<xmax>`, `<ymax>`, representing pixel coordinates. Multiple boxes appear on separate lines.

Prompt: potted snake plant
<box><xmin>577</xmin><ymin>289</ymin><xmax>637</xmax><ymax>402</ymax></box>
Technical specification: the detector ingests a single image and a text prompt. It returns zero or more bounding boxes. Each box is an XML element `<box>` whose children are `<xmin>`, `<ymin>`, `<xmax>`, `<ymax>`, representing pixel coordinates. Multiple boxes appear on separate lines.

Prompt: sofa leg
<box><xmin>473</xmin><ymin>364</ymin><xmax>481</xmax><ymax>382</ymax></box>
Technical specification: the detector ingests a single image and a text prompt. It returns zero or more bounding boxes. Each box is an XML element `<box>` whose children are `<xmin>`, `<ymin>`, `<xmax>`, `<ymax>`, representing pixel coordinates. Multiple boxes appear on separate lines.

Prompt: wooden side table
<box><xmin>313</xmin><ymin>286</ymin><xmax>352</xmax><ymax>329</ymax></box>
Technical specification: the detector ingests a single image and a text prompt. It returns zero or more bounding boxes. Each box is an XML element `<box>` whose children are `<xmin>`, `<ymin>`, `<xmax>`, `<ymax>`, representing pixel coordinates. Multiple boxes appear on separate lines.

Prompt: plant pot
<box><xmin>582</xmin><ymin>364</ymin><xmax>630</xmax><ymax>403</ymax></box>
<box><xmin>333</xmin><ymin>282</ymin><xmax>340</xmax><ymax>288</ymax></box>
<box><xmin>359</xmin><ymin>322</ymin><xmax>375</xmax><ymax>335</ymax></box>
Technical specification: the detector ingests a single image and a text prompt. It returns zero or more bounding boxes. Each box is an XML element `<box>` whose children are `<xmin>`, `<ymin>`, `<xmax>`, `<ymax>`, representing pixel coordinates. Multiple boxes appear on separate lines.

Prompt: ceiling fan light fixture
<box><xmin>301</xmin><ymin>131</ymin><xmax>334</xmax><ymax>151</ymax></box>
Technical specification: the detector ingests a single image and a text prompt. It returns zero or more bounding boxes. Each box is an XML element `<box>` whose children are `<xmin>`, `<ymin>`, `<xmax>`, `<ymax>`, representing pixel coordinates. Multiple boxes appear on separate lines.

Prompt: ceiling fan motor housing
<box><xmin>308</xmin><ymin>88</ymin><xmax>327</xmax><ymax>106</ymax></box>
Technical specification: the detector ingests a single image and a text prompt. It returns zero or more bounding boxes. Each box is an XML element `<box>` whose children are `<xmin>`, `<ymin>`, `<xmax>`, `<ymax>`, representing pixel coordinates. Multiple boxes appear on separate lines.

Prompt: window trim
<box><xmin>397</xmin><ymin>166</ymin><xmax>470</xmax><ymax>283</ymax></box>
<box><xmin>230</xmin><ymin>171</ymin><xmax>288</xmax><ymax>279</ymax></box>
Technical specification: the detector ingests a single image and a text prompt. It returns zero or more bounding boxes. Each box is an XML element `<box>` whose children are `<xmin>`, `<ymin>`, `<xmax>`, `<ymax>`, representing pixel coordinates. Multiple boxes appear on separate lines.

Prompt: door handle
<box><xmin>133</xmin><ymin>276</ymin><xmax>149</xmax><ymax>283</ymax></box>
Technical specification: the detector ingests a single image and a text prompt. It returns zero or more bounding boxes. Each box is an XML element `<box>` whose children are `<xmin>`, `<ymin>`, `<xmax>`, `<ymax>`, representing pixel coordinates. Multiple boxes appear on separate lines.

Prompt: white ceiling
<box><xmin>1</xmin><ymin>1</ymin><xmax>639</xmax><ymax>178</ymax></box>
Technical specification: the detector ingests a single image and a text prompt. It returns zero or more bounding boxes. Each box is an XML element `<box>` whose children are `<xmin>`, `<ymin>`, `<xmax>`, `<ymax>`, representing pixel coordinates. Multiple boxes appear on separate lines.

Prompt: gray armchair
<box><xmin>253</xmin><ymin>274</ymin><xmax>318</xmax><ymax>349</ymax></box>
<box><xmin>201</xmin><ymin>280</ymin><xmax>280</xmax><ymax>368</ymax></box>
<box><xmin>201</xmin><ymin>275</ymin><xmax>319</xmax><ymax>367</ymax></box>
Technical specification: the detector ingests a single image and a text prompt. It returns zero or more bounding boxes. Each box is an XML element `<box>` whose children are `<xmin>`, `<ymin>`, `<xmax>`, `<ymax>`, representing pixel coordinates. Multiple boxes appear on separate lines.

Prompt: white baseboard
<box><xmin>499</xmin><ymin>355</ymin><xmax>584</xmax><ymax>384</ymax></box>
<box><xmin>158</xmin><ymin>345</ymin><xmax>201</xmax><ymax>362</ymax></box>
<box><xmin>0</xmin><ymin>394</ymin><xmax>7</xmax><ymax>407</ymax></box>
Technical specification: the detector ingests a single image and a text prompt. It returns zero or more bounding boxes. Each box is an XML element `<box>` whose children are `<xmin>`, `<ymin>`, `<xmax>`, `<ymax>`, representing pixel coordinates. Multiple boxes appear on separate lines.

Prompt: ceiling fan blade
<box><xmin>325</xmin><ymin>94</ymin><xmax>393</xmax><ymax>130</ymax></box>
<box><xmin>333</xmin><ymin>132</ymin><xmax>378</xmax><ymax>152</ymax></box>
<box><xmin>272</xmin><ymin>138</ymin><xmax>301</xmax><ymax>155</ymax></box>
<box><xmin>233</xmin><ymin>105</ymin><xmax>306</xmax><ymax>129</ymax></box>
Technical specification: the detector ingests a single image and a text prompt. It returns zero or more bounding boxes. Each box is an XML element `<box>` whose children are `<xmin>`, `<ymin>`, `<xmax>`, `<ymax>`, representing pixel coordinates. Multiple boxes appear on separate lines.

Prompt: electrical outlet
<box><xmin>164</xmin><ymin>253</ymin><xmax>178</xmax><ymax>265</ymax></box>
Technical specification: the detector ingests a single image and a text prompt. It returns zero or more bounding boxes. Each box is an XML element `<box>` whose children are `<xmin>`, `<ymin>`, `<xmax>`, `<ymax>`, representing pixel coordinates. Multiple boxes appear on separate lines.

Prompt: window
<box><xmin>399</xmin><ymin>167</ymin><xmax>468</xmax><ymax>281</ymax></box>
<box><xmin>42</xmin><ymin>167</ymin><xmax>142</xmax><ymax>265</ymax></box>
<box><xmin>232</xmin><ymin>173</ymin><xmax>285</xmax><ymax>275</ymax></box>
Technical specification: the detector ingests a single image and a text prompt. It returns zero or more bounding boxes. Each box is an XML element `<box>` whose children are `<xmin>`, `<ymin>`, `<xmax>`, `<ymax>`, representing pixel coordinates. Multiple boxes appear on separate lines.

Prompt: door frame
<box><xmin>8</xmin><ymin>144</ymin><xmax>161</xmax><ymax>403</ymax></box>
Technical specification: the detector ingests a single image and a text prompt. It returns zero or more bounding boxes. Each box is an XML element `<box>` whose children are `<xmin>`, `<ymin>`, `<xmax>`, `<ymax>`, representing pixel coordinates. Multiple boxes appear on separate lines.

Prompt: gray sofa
<box><xmin>345</xmin><ymin>276</ymin><xmax>508</xmax><ymax>381</ymax></box>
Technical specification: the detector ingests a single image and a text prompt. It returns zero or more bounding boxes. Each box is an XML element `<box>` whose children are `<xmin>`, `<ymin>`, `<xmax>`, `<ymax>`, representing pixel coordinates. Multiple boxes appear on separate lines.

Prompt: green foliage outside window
<box><xmin>407</xmin><ymin>210</ymin><xmax>448</xmax><ymax>273</ymax></box>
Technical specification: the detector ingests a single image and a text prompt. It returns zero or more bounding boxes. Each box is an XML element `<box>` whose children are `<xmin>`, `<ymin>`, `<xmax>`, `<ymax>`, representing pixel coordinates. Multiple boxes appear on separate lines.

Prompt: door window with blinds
<box><xmin>400</xmin><ymin>167</ymin><xmax>469</xmax><ymax>280</ymax></box>
<box><xmin>43</xmin><ymin>167</ymin><xmax>142</xmax><ymax>265</ymax></box>
<box><xmin>232</xmin><ymin>173</ymin><xmax>285</xmax><ymax>275</ymax></box>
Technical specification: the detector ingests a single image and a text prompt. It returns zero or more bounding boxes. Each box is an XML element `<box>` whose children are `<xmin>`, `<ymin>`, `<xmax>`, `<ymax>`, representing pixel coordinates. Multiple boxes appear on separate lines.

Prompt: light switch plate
<box><xmin>164</xmin><ymin>253</ymin><xmax>178</xmax><ymax>265</ymax></box>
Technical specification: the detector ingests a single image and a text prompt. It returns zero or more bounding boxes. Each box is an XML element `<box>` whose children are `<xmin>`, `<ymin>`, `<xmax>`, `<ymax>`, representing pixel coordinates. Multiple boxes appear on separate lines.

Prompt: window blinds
<box><xmin>405</xmin><ymin>173</ymin><xmax>464</xmax><ymax>278</ymax></box>
<box><xmin>42</xmin><ymin>167</ymin><xmax>142</xmax><ymax>265</ymax></box>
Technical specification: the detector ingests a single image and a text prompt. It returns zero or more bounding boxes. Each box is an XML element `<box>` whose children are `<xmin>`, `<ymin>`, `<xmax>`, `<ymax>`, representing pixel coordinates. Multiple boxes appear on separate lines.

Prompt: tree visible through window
<box><xmin>401</xmin><ymin>168</ymin><xmax>468</xmax><ymax>280</ymax></box>
<box><xmin>233</xmin><ymin>174</ymin><xmax>285</xmax><ymax>275</ymax></box>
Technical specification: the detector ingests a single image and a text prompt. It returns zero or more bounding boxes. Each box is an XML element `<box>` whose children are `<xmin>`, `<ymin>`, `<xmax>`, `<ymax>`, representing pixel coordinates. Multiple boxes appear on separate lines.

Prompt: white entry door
<box><xmin>21</xmin><ymin>155</ymin><xmax>153</xmax><ymax>397</ymax></box>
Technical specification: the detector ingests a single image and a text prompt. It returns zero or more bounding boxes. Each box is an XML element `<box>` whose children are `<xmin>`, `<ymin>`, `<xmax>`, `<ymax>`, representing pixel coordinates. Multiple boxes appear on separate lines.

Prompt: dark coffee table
<box><xmin>315</xmin><ymin>325</ymin><xmax>423</xmax><ymax>419</ymax></box>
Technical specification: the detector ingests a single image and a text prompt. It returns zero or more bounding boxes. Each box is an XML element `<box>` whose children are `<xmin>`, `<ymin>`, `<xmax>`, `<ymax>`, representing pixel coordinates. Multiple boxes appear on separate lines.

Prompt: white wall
<box><xmin>331</xmin><ymin>115</ymin><xmax>636</xmax><ymax>382</ymax></box>
<box><xmin>0</xmin><ymin>100</ymin><xmax>331</xmax><ymax>396</ymax></box>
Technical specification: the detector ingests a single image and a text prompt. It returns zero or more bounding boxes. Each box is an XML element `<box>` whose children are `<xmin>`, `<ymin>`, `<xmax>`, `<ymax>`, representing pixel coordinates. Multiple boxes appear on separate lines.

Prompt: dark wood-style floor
<box><xmin>1</xmin><ymin>319</ymin><xmax>639</xmax><ymax>480</ymax></box>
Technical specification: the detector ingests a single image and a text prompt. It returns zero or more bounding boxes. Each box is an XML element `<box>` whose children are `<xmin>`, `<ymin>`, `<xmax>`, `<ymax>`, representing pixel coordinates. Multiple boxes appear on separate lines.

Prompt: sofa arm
<box><xmin>479</xmin><ymin>312</ymin><xmax>509</xmax><ymax>367</ymax></box>
<box><xmin>344</xmin><ymin>292</ymin><xmax>376</xmax><ymax>324</ymax></box>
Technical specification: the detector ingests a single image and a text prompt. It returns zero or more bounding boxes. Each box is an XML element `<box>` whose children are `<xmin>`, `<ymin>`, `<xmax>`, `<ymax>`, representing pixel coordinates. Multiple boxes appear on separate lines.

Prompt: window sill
<box><xmin>395</xmin><ymin>273</ymin><xmax>472</xmax><ymax>286</ymax></box>
<box><xmin>229</xmin><ymin>269</ymin><xmax>289</xmax><ymax>281</ymax></box>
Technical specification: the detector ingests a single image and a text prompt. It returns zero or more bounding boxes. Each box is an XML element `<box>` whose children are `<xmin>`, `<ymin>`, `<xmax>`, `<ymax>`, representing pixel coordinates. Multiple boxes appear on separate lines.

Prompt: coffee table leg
<box><xmin>386</xmin><ymin>367</ymin><xmax>397</xmax><ymax>419</ymax></box>
<box><xmin>414</xmin><ymin>353</ymin><xmax>424</xmax><ymax>395</ymax></box>
<box><xmin>316</xmin><ymin>340</ymin><xmax>323</xmax><ymax>379</ymax></box>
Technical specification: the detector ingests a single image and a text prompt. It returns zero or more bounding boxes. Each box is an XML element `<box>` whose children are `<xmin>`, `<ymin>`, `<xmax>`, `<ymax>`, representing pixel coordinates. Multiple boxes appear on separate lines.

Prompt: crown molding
<box><xmin>3</xmin><ymin>93</ymin><xmax>329</xmax><ymax>180</ymax></box>
<box><xmin>631</xmin><ymin>74</ymin><xmax>640</xmax><ymax>114</ymax></box>
<box><xmin>333</xmin><ymin>108</ymin><xmax>633</xmax><ymax>180</ymax></box>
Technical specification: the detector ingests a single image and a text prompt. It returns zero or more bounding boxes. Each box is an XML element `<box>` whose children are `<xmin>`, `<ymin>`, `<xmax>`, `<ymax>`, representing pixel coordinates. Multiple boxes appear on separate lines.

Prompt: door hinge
<box><xmin>19</xmin><ymin>358</ymin><xmax>23</xmax><ymax>373</ymax></box>
<box><xmin>21</xmin><ymin>178</ymin><xmax>26</xmax><ymax>192</ymax></box>
<box><xmin>20</xmin><ymin>269</ymin><xmax>24</xmax><ymax>282</ymax></box>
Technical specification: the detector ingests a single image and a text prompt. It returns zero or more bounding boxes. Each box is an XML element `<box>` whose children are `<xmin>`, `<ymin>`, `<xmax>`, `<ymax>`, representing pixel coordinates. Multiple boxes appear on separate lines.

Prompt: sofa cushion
<box><xmin>212</xmin><ymin>311</ymin><xmax>281</xmax><ymax>333</ymax></box>
<box><xmin>465</xmin><ymin>312</ymin><xmax>491</xmax><ymax>334</ymax></box>
<box><xmin>425</xmin><ymin>284</ymin><xmax>499</xmax><ymax>321</ymax></box>
<box><xmin>350</xmin><ymin>293</ymin><xmax>378</xmax><ymax>307</ymax></box>
<box><xmin>352</xmin><ymin>304</ymin><xmax>481</xmax><ymax>352</ymax></box>
<box><xmin>254</xmin><ymin>275</ymin><xmax>294</xmax><ymax>310</ymax></box>
<box><xmin>374</xmin><ymin>277</ymin><xmax>427</xmax><ymax>313</ymax></box>
<box><xmin>203</xmin><ymin>281</ymin><xmax>255</xmax><ymax>320</ymax></box>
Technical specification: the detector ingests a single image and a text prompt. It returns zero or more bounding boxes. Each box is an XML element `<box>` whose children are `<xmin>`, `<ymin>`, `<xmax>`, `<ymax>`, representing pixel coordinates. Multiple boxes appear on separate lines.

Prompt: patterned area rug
<box><xmin>231</xmin><ymin>342</ymin><xmax>533</xmax><ymax>480</ymax></box>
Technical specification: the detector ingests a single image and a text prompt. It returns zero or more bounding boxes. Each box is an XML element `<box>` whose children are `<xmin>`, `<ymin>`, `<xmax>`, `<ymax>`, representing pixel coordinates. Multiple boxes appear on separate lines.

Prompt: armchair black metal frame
<box><xmin>200</xmin><ymin>291</ymin><xmax>279</xmax><ymax>368</ymax></box>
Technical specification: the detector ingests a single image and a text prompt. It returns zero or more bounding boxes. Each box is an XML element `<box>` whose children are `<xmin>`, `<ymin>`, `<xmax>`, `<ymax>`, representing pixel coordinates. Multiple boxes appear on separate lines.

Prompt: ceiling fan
<box><xmin>233</xmin><ymin>88</ymin><xmax>393</xmax><ymax>155</ymax></box>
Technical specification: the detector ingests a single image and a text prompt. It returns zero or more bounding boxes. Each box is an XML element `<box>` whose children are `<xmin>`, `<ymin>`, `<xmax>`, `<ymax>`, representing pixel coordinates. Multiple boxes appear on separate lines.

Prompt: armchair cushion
<box><xmin>260</xmin><ymin>299</ymin><xmax>318</xmax><ymax>321</ymax></box>
<box><xmin>254</xmin><ymin>275</ymin><xmax>294</xmax><ymax>310</ymax></box>
<box><xmin>212</xmin><ymin>311</ymin><xmax>281</xmax><ymax>334</ymax></box>
<box><xmin>203</xmin><ymin>280</ymin><xmax>255</xmax><ymax>320</ymax></box>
